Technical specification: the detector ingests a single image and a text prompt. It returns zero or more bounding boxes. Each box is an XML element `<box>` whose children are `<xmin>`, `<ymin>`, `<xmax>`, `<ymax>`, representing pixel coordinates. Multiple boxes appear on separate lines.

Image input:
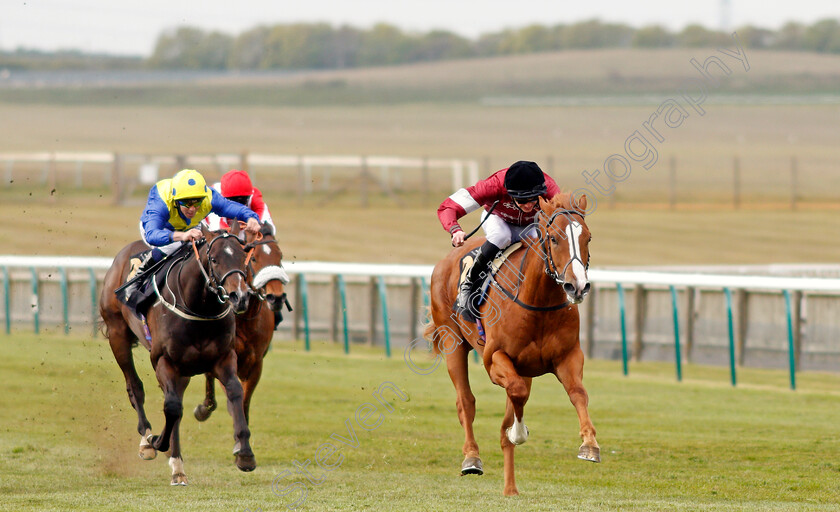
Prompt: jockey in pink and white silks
<box><xmin>437</xmin><ymin>161</ymin><xmax>560</xmax><ymax>320</ymax></box>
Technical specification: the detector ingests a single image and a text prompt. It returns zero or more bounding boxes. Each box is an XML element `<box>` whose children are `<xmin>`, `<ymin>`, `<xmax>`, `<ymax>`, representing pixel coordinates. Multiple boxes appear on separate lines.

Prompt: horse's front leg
<box><xmin>444</xmin><ymin>340</ymin><xmax>482</xmax><ymax>476</ymax></box>
<box><xmin>554</xmin><ymin>345</ymin><xmax>600</xmax><ymax>463</ymax></box>
<box><xmin>214</xmin><ymin>350</ymin><xmax>256</xmax><ymax>472</ymax></box>
<box><xmin>193</xmin><ymin>373</ymin><xmax>217</xmax><ymax>422</ymax></box>
<box><xmin>486</xmin><ymin>350</ymin><xmax>532</xmax><ymax>496</ymax></box>
<box><xmin>167</xmin><ymin>376</ymin><xmax>190</xmax><ymax>485</ymax></box>
<box><xmin>149</xmin><ymin>358</ymin><xmax>185</xmax><ymax>457</ymax></box>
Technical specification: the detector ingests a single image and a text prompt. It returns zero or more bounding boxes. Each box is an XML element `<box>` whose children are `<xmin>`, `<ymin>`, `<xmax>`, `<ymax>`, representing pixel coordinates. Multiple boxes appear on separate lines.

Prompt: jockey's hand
<box><xmin>244</xmin><ymin>217</ymin><xmax>261</xmax><ymax>234</ymax></box>
<box><xmin>174</xmin><ymin>229</ymin><xmax>202</xmax><ymax>243</ymax></box>
<box><xmin>451</xmin><ymin>230</ymin><xmax>466</xmax><ymax>247</ymax></box>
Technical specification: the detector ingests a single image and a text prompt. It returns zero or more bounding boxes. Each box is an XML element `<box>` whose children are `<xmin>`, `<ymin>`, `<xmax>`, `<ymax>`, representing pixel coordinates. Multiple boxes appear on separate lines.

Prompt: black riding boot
<box><xmin>455</xmin><ymin>241</ymin><xmax>499</xmax><ymax>320</ymax></box>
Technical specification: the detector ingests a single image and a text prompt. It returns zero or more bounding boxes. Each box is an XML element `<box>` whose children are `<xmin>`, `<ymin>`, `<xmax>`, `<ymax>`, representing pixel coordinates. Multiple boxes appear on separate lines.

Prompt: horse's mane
<box><xmin>543</xmin><ymin>190</ymin><xmax>586</xmax><ymax>216</ymax></box>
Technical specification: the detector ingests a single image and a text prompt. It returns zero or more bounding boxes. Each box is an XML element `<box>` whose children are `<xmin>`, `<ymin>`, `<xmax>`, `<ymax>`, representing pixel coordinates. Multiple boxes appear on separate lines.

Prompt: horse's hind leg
<box><xmin>214</xmin><ymin>350</ymin><xmax>256</xmax><ymax>472</ymax></box>
<box><xmin>444</xmin><ymin>342</ymin><xmax>482</xmax><ymax>476</ymax></box>
<box><xmin>193</xmin><ymin>373</ymin><xmax>217</xmax><ymax>422</ymax></box>
<box><xmin>105</xmin><ymin>324</ymin><xmax>155</xmax><ymax>460</ymax></box>
<box><xmin>487</xmin><ymin>350</ymin><xmax>533</xmax><ymax>496</ymax></box>
<box><xmin>240</xmin><ymin>359</ymin><xmax>264</xmax><ymax>425</ymax></box>
<box><xmin>555</xmin><ymin>346</ymin><xmax>600</xmax><ymax>463</ymax></box>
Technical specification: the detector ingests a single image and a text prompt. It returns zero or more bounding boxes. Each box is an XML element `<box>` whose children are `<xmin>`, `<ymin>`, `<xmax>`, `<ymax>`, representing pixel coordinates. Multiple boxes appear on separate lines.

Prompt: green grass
<box><xmin>1</xmin><ymin>332</ymin><xmax>839</xmax><ymax>511</ymax></box>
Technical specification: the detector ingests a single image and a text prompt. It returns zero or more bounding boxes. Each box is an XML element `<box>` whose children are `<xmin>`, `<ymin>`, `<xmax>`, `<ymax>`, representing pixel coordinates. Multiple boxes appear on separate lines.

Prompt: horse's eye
<box><xmin>549</xmin><ymin>236</ymin><xmax>557</xmax><ymax>245</ymax></box>
<box><xmin>210</xmin><ymin>257</ymin><xmax>218</xmax><ymax>264</ymax></box>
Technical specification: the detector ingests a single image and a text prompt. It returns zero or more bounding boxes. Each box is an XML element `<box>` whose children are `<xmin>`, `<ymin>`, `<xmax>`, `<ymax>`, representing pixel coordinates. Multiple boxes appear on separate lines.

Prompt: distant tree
<box><xmin>677</xmin><ymin>24</ymin><xmax>730</xmax><ymax>47</ymax></box>
<box><xmin>632</xmin><ymin>26</ymin><xmax>675</xmax><ymax>48</ymax></box>
<box><xmin>228</xmin><ymin>26</ymin><xmax>270</xmax><ymax>69</ymax></box>
<box><xmin>357</xmin><ymin>23</ymin><xmax>412</xmax><ymax>66</ymax></box>
<box><xmin>496</xmin><ymin>24</ymin><xmax>554</xmax><ymax>54</ymax></box>
<box><xmin>474</xmin><ymin>31</ymin><xmax>505</xmax><ymax>57</ymax></box>
<box><xmin>735</xmin><ymin>25</ymin><xmax>774</xmax><ymax>49</ymax></box>
<box><xmin>561</xmin><ymin>20</ymin><xmax>634</xmax><ymax>49</ymax></box>
<box><xmin>409</xmin><ymin>30</ymin><xmax>473</xmax><ymax>62</ymax></box>
<box><xmin>771</xmin><ymin>22</ymin><xmax>806</xmax><ymax>50</ymax></box>
<box><xmin>148</xmin><ymin>27</ymin><xmax>232</xmax><ymax>69</ymax></box>
<box><xmin>803</xmin><ymin>19</ymin><xmax>840</xmax><ymax>53</ymax></box>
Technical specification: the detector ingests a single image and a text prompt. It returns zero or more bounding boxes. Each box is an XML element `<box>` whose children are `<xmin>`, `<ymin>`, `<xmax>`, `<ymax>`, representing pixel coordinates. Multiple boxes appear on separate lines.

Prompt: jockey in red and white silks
<box><xmin>204</xmin><ymin>170</ymin><xmax>275</xmax><ymax>237</ymax></box>
<box><xmin>437</xmin><ymin>161</ymin><xmax>559</xmax><ymax>320</ymax></box>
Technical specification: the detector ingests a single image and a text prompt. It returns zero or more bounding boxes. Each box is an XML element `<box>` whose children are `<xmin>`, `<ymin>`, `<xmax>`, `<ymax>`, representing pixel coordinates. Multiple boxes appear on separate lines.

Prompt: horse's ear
<box><xmin>230</xmin><ymin>220</ymin><xmax>241</xmax><ymax>237</ymax></box>
<box><xmin>201</xmin><ymin>223</ymin><xmax>213</xmax><ymax>240</ymax></box>
<box><xmin>576</xmin><ymin>194</ymin><xmax>588</xmax><ymax>215</ymax></box>
<box><xmin>538</xmin><ymin>196</ymin><xmax>550</xmax><ymax>212</ymax></box>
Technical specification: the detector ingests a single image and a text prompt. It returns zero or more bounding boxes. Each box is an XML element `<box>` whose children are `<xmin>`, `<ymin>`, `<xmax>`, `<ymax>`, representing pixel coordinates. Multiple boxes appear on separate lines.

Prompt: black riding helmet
<box><xmin>504</xmin><ymin>161</ymin><xmax>547</xmax><ymax>201</ymax></box>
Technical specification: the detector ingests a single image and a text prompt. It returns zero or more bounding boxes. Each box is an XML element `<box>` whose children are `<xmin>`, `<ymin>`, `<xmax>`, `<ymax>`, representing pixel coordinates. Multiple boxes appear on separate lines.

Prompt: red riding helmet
<box><xmin>220</xmin><ymin>170</ymin><xmax>253</xmax><ymax>198</ymax></box>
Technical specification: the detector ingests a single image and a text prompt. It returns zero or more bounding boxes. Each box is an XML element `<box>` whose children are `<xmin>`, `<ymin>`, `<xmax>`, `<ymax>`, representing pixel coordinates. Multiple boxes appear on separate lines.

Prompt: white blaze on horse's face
<box><xmin>565</xmin><ymin>220</ymin><xmax>589</xmax><ymax>302</ymax></box>
<box><xmin>224</xmin><ymin>246</ymin><xmax>234</xmax><ymax>256</ymax></box>
<box><xmin>262</xmin><ymin>244</ymin><xmax>271</xmax><ymax>256</ymax></box>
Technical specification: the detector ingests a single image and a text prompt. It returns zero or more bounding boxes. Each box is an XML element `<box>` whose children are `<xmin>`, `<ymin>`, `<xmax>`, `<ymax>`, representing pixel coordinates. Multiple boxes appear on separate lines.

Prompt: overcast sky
<box><xmin>3</xmin><ymin>0</ymin><xmax>838</xmax><ymax>56</ymax></box>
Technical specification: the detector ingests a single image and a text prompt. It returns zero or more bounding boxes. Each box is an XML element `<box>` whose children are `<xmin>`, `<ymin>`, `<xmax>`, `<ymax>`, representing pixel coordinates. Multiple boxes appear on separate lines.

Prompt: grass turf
<box><xmin>1</xmin><ymin>331</ymin><xmax>839</xmax><ymax>511</ymax></box>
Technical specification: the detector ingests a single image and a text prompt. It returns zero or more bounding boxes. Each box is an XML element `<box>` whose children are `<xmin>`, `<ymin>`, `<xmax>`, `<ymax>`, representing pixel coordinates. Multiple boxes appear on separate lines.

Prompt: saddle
<box><xmin>457</xmin><ymin>242</ymin><xmax>523</xmax><ymax>305</ymax></box>
<box><xmin>115</xmin><ymin>243</ymin><xmax>196</xmax><ymax>318</ymax></box>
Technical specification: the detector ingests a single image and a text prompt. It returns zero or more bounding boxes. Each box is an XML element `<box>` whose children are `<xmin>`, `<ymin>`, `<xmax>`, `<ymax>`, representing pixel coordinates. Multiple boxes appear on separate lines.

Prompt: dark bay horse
<box><xmin>99</xmin><ymin>226</ymin><xmax>257</xmax><ymax>485</ymax></box>
<box><xmin>194</xmin><ymin>222</ymin><xmax>291</xmax><ymax>427</ymax></box>
<box><xmin>426</xmin><ymin>193</ymin><xmax>599</xmax><ymax>496</ymax></box>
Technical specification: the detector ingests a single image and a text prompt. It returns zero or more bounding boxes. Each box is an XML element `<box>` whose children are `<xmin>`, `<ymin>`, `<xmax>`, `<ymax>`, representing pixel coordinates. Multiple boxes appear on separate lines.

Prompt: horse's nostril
<box><xmin>229</xmin><ymin>291</ymin><xmax>239</xmax><ymax>303</ymax></box>
<box><xmin>582</xmin><ymin>282</ymin><xmax>591</xmax><ymax>296</ymax></box>
<box><xmin>265</xmin><ymin>294</ymin><xmax>276</xmax><ymax>304</ymax></box>
<box><xmin>563</xmin><ymin>282</ymin><xmax>576</xmax><ymax>296</ymax></box>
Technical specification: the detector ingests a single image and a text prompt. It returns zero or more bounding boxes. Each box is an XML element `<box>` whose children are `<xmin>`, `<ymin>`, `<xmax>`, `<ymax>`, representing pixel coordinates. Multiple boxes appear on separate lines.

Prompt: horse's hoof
<box><xmin>193</xmin><ymin>404</ymin><xmax>212</xmax><ymax>422</ymax></box>
<box><xmin>235</xmin><ymin>453</ymin><xmax>257</xmax><ymax>472</ymax></box>
<box><xmin>138</xmin><ymin>446</ymin><xmax>157</xmax><ymax>460</ymax></box>
<box><xmin>170</xmin><ymin>473</ymin><xmax>188</xmax><ymax>486</ymax></box>
<box><xmin>460</xmin><ymin>456</ymin><xmax>483</xmax><ymax>476</ymax></box>
<box><xmin>577</xmin><ymin>445</ymin><xmax>601</xmax><ymax>463</ymax></box>
<box><xmin>506</xmin><ymin>424</ymin><xmax>529</xmax><ymax>445</ymax></box>
<box><xmin>503</xmin><ymin>487</ymin><xmax>519</xmax><ymax>496</ymax></box>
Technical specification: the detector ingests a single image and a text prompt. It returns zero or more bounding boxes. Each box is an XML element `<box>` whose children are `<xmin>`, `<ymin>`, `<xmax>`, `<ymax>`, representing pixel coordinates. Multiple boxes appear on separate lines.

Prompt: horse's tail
<box><xmin>422</xmin><ymin>305</ymin><xmax>442</xmax><ymax>354</ymax></box>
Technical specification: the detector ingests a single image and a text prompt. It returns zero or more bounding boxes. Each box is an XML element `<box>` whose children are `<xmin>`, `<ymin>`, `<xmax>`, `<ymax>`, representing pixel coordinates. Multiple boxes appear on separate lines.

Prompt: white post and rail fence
<box><xmin>2</xmin><ymin>256</ymin><xmax>839</xmax><ymax>390</ymax></box>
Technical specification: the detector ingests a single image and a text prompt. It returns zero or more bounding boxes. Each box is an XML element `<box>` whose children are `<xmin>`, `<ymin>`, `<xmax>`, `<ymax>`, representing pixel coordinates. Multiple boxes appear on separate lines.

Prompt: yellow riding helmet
<box><xmin>171</xmin><ymin>169</ymin><xmax>207</xmax><ymax>200</ymax></box>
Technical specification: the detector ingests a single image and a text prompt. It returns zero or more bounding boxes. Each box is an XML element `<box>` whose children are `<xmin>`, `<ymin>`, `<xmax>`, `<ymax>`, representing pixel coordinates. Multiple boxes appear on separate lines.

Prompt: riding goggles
<box><xmin>177</xmin><ymin>197</ymin><xmax>204</xmax><ymax>208</ymax></box>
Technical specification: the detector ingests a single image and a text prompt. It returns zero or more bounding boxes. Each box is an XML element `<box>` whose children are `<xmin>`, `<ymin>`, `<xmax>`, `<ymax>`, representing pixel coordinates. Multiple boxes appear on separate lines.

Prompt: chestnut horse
<box><xmin>426</xmin><ymin>193</ymin><xmax>599</xmax><ymax>496</ymax></box>
<box><xmin>99</xmin><ymin>226</ymin><xmax>256</xmax><ymax>485</ymax></box>
<box><xmin>193</xmin><ymin>221</ymin><xmax>291</xmax><ymax>426</ymax></box>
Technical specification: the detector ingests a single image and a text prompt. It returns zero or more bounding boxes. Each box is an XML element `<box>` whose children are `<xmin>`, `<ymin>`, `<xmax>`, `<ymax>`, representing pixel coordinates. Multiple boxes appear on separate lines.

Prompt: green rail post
<box><xmin>724</xmin><ymin>287</ymin><xmax>737</xmax><ymax>387</ymax></box>
<box><xmin>783</xmin><ymin>290</ymin><xmax>797</xmax><ymax>391</ymax></box>
<box><xmin>420</xmin><ymin>276</ymin><xmax>430</xmax><ymax>309</ymax></box>
<box><xmin>30</xmin><ymin>267</ymin><xmax>39</xmax><ymax>334</ymax></box>
<box><xmin>670</xmin><ymin>285</ymin><xmax>682</xmax><ymax>382</ymax></box>
<box><xmin>3</xmin><ymin>266</ymin><xmax>10</xmax><ymax>334</ymax></box>
<box><xmin>616</xmin><ymin>283</ymin><xmax>628</xmax><ymax>376</ymax></box>
<box><xmin>89</xmin><ymin>268</ymin><xmax>98</xmax><ymax>337</ymax></box>
<box><xmin>58</xmin><ymin>267</ymin><xmax>69</xmax><ymax>335</ymax></box>
<box><xmin>300</xmin><ymin>274</ymin><xmax>310</xmax><ymax>351</ymax></box>
<box><xmin>336</xmin><ymin>274</ymin><xmax>349</xmax><ymax>354</ymax></box>
<box><xmin>377</xmin><ymin>276</ymin><xmax>391</xmax><ymax>358</ymax></box>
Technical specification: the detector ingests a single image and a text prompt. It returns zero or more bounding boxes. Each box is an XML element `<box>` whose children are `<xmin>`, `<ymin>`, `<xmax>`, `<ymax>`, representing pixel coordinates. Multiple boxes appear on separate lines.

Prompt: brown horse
<box><xmin>193</xmin><ymin>221</ymin><xmax>291</xmax><ymax>426</ymax></box>
<box><xmin>99</xmin><ymin>226</ymin><xmax>256</xmax><ymax>485</ymax></box>
<box><xmin>426</xmin><ymin>193</ymin><xmax>599</xmax><ymax>496</ymax></box>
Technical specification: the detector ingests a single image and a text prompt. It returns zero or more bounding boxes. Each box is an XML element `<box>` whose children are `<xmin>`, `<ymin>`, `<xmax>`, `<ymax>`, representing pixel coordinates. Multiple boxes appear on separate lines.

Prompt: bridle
<box><xmin>540</xmin><ymin>209</ymin><xmax>589</xmax><ymax>286</ymax></box>
<box><xmin>152</xmin><ymin>233</ymin><xmax>249</xmax><ymax>321</ymax></box>
<box><xmin>242</xmin><ymin>232</ymin><xmax>293</xmax><ymax>313</ymax></box>
<box><xmin>193</xmin><ymin>233</ymin><xmax>249</xmax><ymax>304</ymax></box>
